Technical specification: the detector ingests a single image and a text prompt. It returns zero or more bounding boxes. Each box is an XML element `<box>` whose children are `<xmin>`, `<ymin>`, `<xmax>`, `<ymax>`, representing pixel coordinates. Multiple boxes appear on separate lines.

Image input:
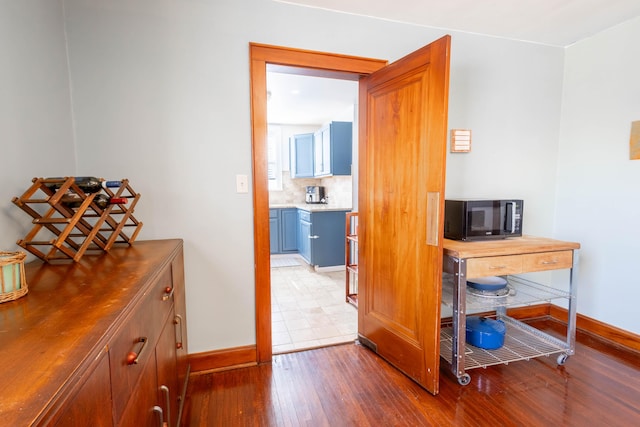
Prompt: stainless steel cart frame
<box><xmin>442</xmin><ymin>248</ymin><xmax>579</xmax><ymax>386</ymax></box>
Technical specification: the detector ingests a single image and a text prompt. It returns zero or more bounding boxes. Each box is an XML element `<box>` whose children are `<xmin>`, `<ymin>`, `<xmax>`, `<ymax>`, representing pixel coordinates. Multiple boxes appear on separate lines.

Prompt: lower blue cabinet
<box><xmin>269</xmin><ymin>209</ymin><xmax>279</xmax><ymax>254</ymax></box>
<box><xmin>297</xmin><ymin>209</ymin><xmax>348</xmax><ymax>267</ymax></box>
<box><xmin>280</xmin><ymin>209</ymin><xmax>298</xmax><ymax>252</ymax></box>
<box><xmin>271</xmin><ymin>208</ymin><xmax>350</xmax><ymax>266</ymax></box>
<box><xmin>270</xmin><ymin>208</ymin><xmax>298</xmax><ymax>254</ymax></box>
<box><xmin>298</xmin><ymin>215</ymin><xmax>311</xmax><ymax>262</ymax></box>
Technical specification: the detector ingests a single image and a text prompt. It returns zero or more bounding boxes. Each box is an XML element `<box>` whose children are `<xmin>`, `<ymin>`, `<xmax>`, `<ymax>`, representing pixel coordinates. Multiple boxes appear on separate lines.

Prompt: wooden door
<box><xmin>358</xmin><ymin>35</ymin><xmax>451</xmax><ymax>395</ymax></box>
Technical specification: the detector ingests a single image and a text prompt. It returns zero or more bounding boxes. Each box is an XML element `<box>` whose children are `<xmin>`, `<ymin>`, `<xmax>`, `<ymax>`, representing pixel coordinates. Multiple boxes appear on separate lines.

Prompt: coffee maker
<box><xmin>305</xmin><ymin>186</ymin><xmax>326</xmax><ymax>204</ymax></box>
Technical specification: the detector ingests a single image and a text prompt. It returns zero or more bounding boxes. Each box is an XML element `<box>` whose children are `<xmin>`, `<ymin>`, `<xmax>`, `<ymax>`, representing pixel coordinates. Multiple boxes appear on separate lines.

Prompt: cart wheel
<box><xmin>557</xmin><ymin>354</ymin><xmax>569</xmax><ymax>365</ymax></box>
<box><xmin>458</xmin><ymin>373</ymin><xmax>471</xmax><ymax>386</ymax></box>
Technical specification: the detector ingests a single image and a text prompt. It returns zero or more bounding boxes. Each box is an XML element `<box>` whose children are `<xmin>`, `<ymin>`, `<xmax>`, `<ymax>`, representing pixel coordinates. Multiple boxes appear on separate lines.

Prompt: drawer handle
<box><xmin>126</xmin><ymin>337</ymin><xmax>148</xmax><ymax>365</ymax></box>
<box><xmin>174</xmin><ymin>314</ymin><xmax>184</xmax><ymax>349</ymax></box>
<box><xmin>161</xmin><ymin>385</ymin><xmax>171</xmax><ymax>426</ymax></box>
<box><xmin>489</xmin><ymin>265</ymin><xmax>507</xmax><ymax>270</ymax></box>
<box><xmin>152</xmin><ymin>405</ymin><xmax>167</xmax><ymax>427</ymax></box>
<box><xmin>541</xmin><ymin>260</ymin><xmax>559</xmax><ymax>265</ymax></box>
<box><xmin>163</xmin><ymin>286</ymin><xmax>174</xmax><ymax>301</ymax></box>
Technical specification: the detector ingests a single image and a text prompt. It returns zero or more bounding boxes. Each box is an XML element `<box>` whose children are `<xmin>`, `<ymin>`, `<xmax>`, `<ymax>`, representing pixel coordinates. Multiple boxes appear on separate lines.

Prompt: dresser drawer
<box><xmin>117</xmin><ymin>348</ymin><xmax>159</xmax><ymax>427</ymax></box>
<box><xmin>109</xmin><ymin>267</ymin><xmax>174</xmax><ymax>422</ymax></box>
<box><xmin>522</xmin><ymin>251</ymin><xmax>573</xmax><ymax>272</ymax></box>
<box><xmin>466</xmin><ymin>255</ymin><xmax>523</xmax><ymax>278</ymax></box>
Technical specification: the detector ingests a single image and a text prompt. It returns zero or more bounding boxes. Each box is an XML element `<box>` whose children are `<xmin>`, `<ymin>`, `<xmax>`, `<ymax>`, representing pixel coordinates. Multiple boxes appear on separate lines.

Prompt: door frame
<box><xmin>249</xmin><ymin>43</ymin><xmax>387</xmax><ymax>362</ymax></box>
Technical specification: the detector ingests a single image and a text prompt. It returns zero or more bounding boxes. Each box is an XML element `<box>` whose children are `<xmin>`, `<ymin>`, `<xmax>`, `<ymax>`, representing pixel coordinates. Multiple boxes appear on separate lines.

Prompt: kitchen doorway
<box><xmin>250</xmin><ymin>43</ymin><xmax>388</xmax><ymax>363</ymax></box>
<box><xmin>252</xmin><ymin>40</ymin><xmax>450</xmax><ymax>395</ymax></box>
<box><xmin>267</xmin><ymin>71</ymin><xmax>358</xmax><ymax>353</ymax></box>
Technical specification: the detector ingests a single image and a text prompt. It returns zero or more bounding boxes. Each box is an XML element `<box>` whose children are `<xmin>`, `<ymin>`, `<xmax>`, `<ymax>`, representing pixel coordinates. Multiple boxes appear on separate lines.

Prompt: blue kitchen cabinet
<box><xmin>298</xmin><ymin>212</ymin><xmax>312</xmax><ymax>262</ymax></box>
<box><xmin>269</xmin><ymin>209</ymin><xmax>280</xmax><ymax>254</ymax></box>
<box><xmin>289</xmin><ymin>133</ymin><xmax>314</xmax><ymax>178</ymax></box>
<box><xmin>313</xmin><ymin>121</ymin><xmax>352</xmax><ymax>177</ymax></box>
<box><xmin>280</xmin><ymin>209</ymin><xmax>298</xmax><ymax>252</ymax></box>
<box><xmin>270</xmin><ymin>208</ymin><xmax>298</xmax><ymax>254</ymax></box>
<box><xmin>298</xmin><ymin>209</ymin><xmax>349</xmax><ymax>267</ymax></box>
<box><xmin>291</xmin><ymin>122</ymin><xmax>352</xmax><ymax>179</ymax></box>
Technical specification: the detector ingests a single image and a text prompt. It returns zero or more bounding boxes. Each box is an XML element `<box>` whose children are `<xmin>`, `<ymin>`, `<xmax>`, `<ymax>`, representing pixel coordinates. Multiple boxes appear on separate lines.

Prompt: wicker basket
<box><xmin>1</xmin><ymin>251</ymin><xmax>28</xmax><ymax>303</ymax></box>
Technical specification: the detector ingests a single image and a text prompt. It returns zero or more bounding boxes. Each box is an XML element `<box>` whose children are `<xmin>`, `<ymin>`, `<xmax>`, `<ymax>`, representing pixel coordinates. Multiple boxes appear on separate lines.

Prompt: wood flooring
<box><xmin>183</xmin><ymin>319</ymin><xmax>640</xmax><ymax>426</ymax></box>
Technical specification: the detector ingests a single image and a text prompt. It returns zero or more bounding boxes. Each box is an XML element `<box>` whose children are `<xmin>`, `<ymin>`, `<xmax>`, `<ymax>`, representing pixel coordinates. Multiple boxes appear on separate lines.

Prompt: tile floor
<box><xmin>271</xmin><ymin>254</ymin><xmax>357</xmax><ymax>354</ymax></box>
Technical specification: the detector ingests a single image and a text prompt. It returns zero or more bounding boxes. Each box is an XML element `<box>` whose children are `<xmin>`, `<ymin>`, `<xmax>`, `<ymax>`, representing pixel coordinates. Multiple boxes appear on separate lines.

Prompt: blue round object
<box><xmin>466</xmin><ymin>316</ymin><xmax>506</xmax><ymax>350</ymax></box>
<box><xmin>467</xmin><ymin>276</ymin><xmax>508</xmax><ymax>291</ymax></box>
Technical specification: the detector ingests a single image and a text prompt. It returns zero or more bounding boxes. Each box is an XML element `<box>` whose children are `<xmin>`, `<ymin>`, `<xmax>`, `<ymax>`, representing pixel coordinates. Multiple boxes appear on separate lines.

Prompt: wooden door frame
<box><xmin>249</xmin><ymin>43</ymin><xmax>387</xmax><ymax>363</ymax></box>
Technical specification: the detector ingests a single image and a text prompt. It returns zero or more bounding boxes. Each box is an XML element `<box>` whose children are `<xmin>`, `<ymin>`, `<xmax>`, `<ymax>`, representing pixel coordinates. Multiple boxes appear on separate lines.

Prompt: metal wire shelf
<box><xmin>440</xmin><ymin>316</ymin><xmax>569</xmax><ymax>370</ymax></box>
<box><xmin>441</xmin><ymin>273</ymin><xmax>570</xmax><ymax>310</ymax></box>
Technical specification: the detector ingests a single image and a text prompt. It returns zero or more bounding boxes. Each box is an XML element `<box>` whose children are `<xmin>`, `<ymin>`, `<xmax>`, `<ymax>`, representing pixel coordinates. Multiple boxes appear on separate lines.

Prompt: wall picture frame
<box><xmin>630</xmin><ymin>121</ymin><xmax>640</xmax><ymax>160</ymax></box>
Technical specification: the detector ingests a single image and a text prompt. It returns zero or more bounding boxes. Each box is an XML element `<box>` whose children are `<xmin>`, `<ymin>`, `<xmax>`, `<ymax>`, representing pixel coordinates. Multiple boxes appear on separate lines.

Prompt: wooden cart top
<box><xmin>443</xmin><ymin>235</ymin><xmax>580</xmax><ymax>259</ymax></box>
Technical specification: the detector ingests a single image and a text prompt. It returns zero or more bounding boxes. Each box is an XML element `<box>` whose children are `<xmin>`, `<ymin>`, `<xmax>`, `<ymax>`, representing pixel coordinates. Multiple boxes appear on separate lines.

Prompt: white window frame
<box><xmin>267</xmin><ymin>125</ymin><xmax>283</xmax><ymax>191</ymax></box>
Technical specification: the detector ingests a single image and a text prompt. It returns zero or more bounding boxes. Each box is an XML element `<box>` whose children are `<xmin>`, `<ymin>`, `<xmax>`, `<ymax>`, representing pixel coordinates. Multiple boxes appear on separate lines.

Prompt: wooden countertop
<box><xmin>443</xmin><ymin>235</ymin><xmax>580</xmax><ymax>259</ymax></box>
<box><xmin>0</xmin><ymin>239</ymin><xmax>183</xmax><ymax>426</ymax></box>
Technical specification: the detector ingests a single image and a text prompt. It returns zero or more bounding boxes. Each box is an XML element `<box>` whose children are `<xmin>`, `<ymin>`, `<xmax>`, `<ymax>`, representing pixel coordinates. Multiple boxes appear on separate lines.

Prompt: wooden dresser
<box><xmin>0</xmin><ymin>239</ymin><xmax>189</xmax><ymax>427</ymax></box>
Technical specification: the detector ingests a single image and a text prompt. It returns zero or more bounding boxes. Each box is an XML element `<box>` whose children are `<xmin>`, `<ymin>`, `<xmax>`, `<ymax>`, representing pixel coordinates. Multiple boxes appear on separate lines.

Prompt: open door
<box><xmin>358</xmin><ymin>36</ymin><xmax>451</xmax><ymax>395</ymax></box>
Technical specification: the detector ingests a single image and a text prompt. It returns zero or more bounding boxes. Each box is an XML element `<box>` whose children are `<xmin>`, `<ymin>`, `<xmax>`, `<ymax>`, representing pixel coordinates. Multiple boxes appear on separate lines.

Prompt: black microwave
<box><xmin>444</xmin><ymin>199</ymin><xmax>523</xmax><ymax>241</ymax></box>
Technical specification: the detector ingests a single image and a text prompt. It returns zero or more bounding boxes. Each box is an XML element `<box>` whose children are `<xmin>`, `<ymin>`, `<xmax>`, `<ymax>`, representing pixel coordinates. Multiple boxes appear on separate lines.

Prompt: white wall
<box><xmin>0</xmin><ymin>1</ymin><xmax>76</xmax><ymax>253</ymax></box>
<box><xmin>557</xmin><ymin>17</ymin><xmax>640</xmax><ymax>334</ymax></box>
<box><xmin>59</xmin><ymin>0</ymin><xmax>568</xmax><ymax>353</ymax></box>
<box><xmin>445</xmin><ymin>35</ymin><xmax>565</xmax><ymax>236</ymax></box>
<box><xmin>0</xmin><ymin>0</ymin><xmax>632</xmax><ymax>355</ymax></box>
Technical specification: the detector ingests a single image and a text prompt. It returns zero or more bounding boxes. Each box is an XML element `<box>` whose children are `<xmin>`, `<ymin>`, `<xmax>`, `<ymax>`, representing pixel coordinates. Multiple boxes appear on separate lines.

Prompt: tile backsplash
<box><xmin>269</xmin><ymin>172</ymin><xmax>353</xmax><ymax>208</ymax></box>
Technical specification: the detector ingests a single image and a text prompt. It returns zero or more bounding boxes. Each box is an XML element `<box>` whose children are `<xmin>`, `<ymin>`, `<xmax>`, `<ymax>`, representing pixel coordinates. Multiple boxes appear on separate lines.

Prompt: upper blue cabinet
<box><xmin>314</xmin><ymin>121</ymin><xmax>352</xmax><ymax>177</ymax></box>
<box><xmin>290</xmin><ymin>122</ymin><xmax>352</xmax><ymax>178</ymax></box>
<box><xmin>289</xmin><ymin>133</ymin><xmax>314</xmax><ymax>178</ymax></box>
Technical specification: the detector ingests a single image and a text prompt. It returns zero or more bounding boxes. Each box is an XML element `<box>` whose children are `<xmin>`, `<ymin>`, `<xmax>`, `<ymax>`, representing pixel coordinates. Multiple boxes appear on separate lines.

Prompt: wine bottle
<box><xmin>102</xmin><ymin>180</ymin><xmax>121</xmax><ymax>189</ymax></box>
<box><xmin>93</xmin><ymin>194</ymin><xmax>128</xmax><ymax>209</ymax></box>
<box><xmin>61</xmin><ymin>194</ymin><xmax>128</xmax><ymax>209</ymax></box>
<box><xmin>45</xmin><ymin>177</ymin><xmax>121</xmax><ymax>193</ymax></box>
<box><xmin>60</xmin><ymin>197</ymin><xmax>83</xmax><ymax>209</ymax></box>
<box><xmin>70</xmin><ymin>176</ymin><xmax>102</xmax><ymax>193</ymax></box>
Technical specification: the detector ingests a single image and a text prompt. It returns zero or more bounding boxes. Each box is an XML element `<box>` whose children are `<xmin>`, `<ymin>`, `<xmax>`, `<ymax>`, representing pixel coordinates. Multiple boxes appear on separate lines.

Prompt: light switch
<box><xmin>236</xmin><ymin>174</ymin><xmax>249</xmax><ymax>193</ymax></box>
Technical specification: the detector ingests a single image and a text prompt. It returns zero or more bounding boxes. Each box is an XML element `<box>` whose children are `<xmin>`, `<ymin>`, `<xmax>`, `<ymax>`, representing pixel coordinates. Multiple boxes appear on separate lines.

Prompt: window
<box><xmin>267</xmin><ymin>125</ymin><xmax>283</xmax><ymax>191</ymax></box>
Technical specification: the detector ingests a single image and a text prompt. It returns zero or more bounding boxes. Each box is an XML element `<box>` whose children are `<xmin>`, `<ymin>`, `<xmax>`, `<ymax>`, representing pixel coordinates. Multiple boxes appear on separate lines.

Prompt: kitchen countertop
<box><xmin>269</xmin><ymin>203</ymin><xmax>352</xmax><ymax>212</ymax></box>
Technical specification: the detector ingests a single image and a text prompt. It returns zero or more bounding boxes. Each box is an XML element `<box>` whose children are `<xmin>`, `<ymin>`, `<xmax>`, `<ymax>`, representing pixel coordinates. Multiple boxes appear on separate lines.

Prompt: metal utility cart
<box><xmin>441</xmin><ymin>236</ymin><xmax>580</xmax><ymax>385</ymax></box>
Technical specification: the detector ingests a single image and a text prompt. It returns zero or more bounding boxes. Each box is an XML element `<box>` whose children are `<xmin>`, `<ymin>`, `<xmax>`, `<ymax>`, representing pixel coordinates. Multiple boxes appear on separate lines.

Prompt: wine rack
<box><xmin>12</xmin><ymin>177</ymin><xmax>143</xmax><ymax>262</ymax></box>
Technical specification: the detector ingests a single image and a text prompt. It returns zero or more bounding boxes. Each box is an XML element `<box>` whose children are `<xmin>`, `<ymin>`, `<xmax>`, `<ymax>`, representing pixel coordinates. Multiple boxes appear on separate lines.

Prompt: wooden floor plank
<box><xmin>184</xmin><ymin>319</ymin><xmax>640</xmax><ymax>426</ymax></box>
